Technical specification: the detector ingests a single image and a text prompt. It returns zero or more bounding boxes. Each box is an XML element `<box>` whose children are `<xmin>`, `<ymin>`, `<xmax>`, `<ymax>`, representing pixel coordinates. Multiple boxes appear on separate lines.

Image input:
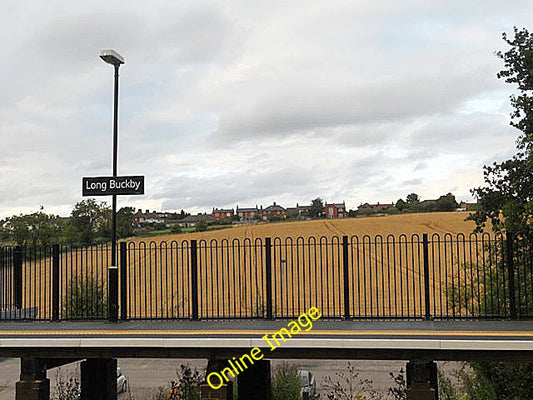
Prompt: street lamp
<box><xmin>100</xmin><ymin>49</ymin><xmax>124</xmax><ymax>322</ymax></box>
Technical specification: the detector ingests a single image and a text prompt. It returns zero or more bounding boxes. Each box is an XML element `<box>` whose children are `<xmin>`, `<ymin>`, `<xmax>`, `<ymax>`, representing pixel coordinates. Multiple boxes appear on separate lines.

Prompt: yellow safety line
<box><xmin>1</xmin><ymin>330</ymin><xmax>533</xmax><ymax>337</ymax></box>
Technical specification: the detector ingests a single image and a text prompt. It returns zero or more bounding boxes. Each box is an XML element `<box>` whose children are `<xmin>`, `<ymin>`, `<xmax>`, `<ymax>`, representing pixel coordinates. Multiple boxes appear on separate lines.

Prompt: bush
<box><xmin>166</xmin><ymin>364</ymin><xmax>203</xmax><ymax>400</ymax></box>
<box><xmin>63</xmin><ymin>277</ymin><xmax>107</xmax><ymax>319</ymax></box>
<box><xmin>170</xmin><ymin>225</ymin><xmax>182</xmax><ymax>234</ymax></box>
<box><xmin>195</xmin><ymin>220</ymin><xmax>208</xmax><ymax>232</ymax></box>
<box><xmin>272</xmin><ymin>362</ymin><xmax>301</xmax><ymax>400</ymax></box>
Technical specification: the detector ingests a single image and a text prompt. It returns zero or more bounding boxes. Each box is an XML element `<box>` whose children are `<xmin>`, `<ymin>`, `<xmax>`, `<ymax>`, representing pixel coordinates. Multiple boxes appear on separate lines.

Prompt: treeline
<box><xmin>0</xmin><ymin>200</ymin><xmax>136</xmax><ymax>247</ymax></box>
<box><xmin>355</xmin><ymin>192</ymin><xmax>463</xmax><ymax>216</ymax></box>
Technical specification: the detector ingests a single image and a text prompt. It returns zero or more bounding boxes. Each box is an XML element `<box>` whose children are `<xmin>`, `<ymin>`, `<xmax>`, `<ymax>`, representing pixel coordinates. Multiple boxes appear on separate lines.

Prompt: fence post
<box><xmin>52</xmin><ymin>244</ymin><xmax>60</xmax><ymax>321</ymax></box>
<box><xmin>120</xmin><ymin>242</ymin><xmax>128</xmax><ymax>321</ymax></box>
<box><xmin>422</xmin><ymin>234</ymin><xmax>431</xmax><ymax>320</ymax></box>
<box><xmin>265</xmin><ymin>238</ymin><xmax>273</xmax><ymax>320</ymax></box>
<box><xmin>190</xmin><ymin>240</ymin><xmax>199</xmax><ymax>320</ymax></box>
<box><xmin>506</xmin><ymin>232</ymin><xmax>517</xmax><ymax>319</ymax></box>
<box><xmin>342</xmin><ymin>236</ymin><xmax>350</xmax><ymax>319</ymax></box>
<box><xmin>13</xmin><ymin>245</ymin><xmax>22</xmax><ymax>309</ymax></box>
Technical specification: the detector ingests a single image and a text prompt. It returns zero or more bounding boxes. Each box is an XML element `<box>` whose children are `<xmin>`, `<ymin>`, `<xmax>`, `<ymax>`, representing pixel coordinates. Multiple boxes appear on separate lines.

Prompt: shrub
<box><xmin>272</xmin><ymin>362</ymin><xmax>301</xmax><ymax>400</ymax></box>
<box><xmin>166</xmin><ymin>364</ymin><xmax>203</xmax><ymax>400</ymax></box>
<box><xmin>170</xmin><ymin>225</ymin><xmax>182</xmax><ymax>234</ymax></box>
<box><xmin>63</xmin><ymin>277</ymin><xmax>107</xmax><ymax>319</ymax></box>
<box><xmin>195</xmin><ymin>220</ymin><xmax>208</xmax><ymax>232</ymax></box>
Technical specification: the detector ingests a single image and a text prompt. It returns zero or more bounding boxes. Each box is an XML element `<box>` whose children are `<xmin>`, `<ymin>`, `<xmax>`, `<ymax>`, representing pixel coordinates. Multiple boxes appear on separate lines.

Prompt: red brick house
<box><xmin>212</xmin><ymin>208</ymin><xmax>234</xmax><ymax>220</ymax></box>
<box><xmin>236</xmin><ymin>206</ymin><xmax>259</xmax><ymax>222</ymax></box>
<box><xmin>325</xmin><ymin>202</ymin><xmax>348</xmax><ymax>219</ymax></box>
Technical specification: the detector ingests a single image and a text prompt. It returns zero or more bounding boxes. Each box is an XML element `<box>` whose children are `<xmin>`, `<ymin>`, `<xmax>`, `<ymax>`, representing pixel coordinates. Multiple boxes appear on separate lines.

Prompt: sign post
<box><xmin>82</xmin><ymin>175</ymin><xmax>144</xmax><ymax>322</ymax></box>
<box><xmin>85</xmin><ymin>49</ymin><xmax>146</xmax><ymax>322</ymax></box>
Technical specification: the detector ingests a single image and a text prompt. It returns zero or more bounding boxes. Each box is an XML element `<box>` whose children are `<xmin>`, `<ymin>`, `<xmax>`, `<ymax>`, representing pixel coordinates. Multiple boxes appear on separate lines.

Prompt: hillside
<box><xmin>129</xmin><ymin>211</ymin><xmax>478</xmax><ymax>244</ymax></box>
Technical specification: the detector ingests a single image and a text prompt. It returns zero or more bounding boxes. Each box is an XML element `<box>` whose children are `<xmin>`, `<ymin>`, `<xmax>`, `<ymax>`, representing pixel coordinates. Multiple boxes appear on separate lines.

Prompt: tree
<box><xmin>395</xmin><ymin>198</ymin><xmax>408</xmax><ymax>212</ymax></box>
<box><xmin>406</xmin><ymin>193</ymin><xmax>420</xmax><ymax>205</ymax></box>
<box><xmin>464</xmin><ymin>27</ymin><xmax>533</xmax><ymax>399</ymax></box>
<box><xmin>5</xmin><ymin>208</ymin><xmax>64</xmax><ymax>247</ymax></box>
<box><xmin>435</xmin><ymin>193</ymin><xmax>458</xmax><ymax>212</ymax></box>
<box><xmin>468</xmin><ymin>27</ymin><xmax>533</xmax><ymax>241</ymax></box>
<box><xmin>116</xmin><ymin>207</ymin><xmax>136</xmax><ymax>239</ymax></box>
<box><xmin>308</xmin><ymin>198</ymin><xmax>324</xmax><ymax>218</ymax></box>
<box><xmin>66</xmin><ymin>200</ymin><xmax>109</xmax><ymax>245</ymax></box>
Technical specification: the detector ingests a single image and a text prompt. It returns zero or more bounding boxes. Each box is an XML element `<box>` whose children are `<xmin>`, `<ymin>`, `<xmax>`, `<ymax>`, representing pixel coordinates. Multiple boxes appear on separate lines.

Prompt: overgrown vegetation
<box><xmin>1</xmin><ymin>200</ymin><xmax>136</xmax><ymax>246</ymax></box>
<box><xmin>271</xmin><ymin>362</ymin><xmax>301</xmax><ymax>400</ymax></box>
<box><xmin>62</xmin><ymin>277</ymin><xmax>107</xmax><ymax>319</ymax></box>
<box><xmin>2</xmin><ymin>207</ymin><xmax>63</xmax><ymax>247</ymax></box>
<box><xmin>322</xmin><ymin>362</ymin><xmax>406</xmax><ymax>400</ymax></box>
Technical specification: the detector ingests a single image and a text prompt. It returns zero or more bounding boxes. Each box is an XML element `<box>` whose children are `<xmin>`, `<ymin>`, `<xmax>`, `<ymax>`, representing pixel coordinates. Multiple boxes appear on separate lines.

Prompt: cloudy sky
<box><xmin>1</xmin><ymin>1</ymin><xmax>531</xmax><ymax>218</ymax></box>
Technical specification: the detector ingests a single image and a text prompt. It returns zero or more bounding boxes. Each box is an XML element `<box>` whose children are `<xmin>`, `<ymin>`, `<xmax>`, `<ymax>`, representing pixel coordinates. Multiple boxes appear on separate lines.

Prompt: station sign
<box><xmin>82</xmin><ymin>176</ymin><xmax>144</xmax><ymax>196</ymax></box>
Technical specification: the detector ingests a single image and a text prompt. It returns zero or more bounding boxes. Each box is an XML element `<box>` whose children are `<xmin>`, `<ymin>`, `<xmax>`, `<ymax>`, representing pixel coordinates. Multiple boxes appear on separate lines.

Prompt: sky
<box><xmin>1</xmin><ymin>0</ymin><xmax>532</xmax><ymax>219</ymax></box>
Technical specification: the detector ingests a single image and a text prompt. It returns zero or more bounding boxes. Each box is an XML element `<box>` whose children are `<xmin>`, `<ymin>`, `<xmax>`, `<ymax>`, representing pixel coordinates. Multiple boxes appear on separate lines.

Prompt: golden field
<box><xmin>129</xmin><ymin>211</ymin><xmax>478</xmax><ymax>244</ymax></box>
<box><xmin>18</xmin><ymin>212</ymin><xmax>490</xmax><ymax>320</ymax></box>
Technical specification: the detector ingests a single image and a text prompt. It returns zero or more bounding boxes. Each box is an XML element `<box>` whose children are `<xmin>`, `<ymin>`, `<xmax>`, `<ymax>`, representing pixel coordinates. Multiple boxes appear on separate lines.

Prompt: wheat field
<box><xmin>16</xmin><ymin>212</ymin><xmax>491</xmax><ymax>320</ymax></box>
<box><xmin>129</xmin><ymin>211</ymin><xmax>477</xmax><ymax>244</ymax></box>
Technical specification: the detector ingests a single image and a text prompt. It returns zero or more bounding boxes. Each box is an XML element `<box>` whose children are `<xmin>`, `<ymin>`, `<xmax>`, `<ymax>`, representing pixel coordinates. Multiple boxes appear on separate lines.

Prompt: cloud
<box><xmin>1</xmin><ymin>0</ymin><xmax>532</xmax><ymax>219</ymax></box>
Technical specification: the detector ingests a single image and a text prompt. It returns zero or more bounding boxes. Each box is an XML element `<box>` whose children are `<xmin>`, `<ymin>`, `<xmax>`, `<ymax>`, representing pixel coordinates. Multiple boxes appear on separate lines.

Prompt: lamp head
<box><xmin>99</xmin><ymin>49</ymin><xmax>124</xmax><ymax>66</ymax></box>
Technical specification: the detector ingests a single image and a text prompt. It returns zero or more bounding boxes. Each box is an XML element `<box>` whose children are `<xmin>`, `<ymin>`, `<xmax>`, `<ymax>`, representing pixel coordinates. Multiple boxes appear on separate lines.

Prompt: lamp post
<box><xmin>100</xmin><ymin>49</ymin><xmax>124</xmax><ymax>322</ymax></box>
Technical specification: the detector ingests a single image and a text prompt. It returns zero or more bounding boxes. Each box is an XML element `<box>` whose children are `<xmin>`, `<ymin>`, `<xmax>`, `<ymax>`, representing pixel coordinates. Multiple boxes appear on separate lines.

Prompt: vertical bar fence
<box><xmin>0</xmin><ymin>232</ymin><xmax>531</xmax><ymax>321</ymax></box>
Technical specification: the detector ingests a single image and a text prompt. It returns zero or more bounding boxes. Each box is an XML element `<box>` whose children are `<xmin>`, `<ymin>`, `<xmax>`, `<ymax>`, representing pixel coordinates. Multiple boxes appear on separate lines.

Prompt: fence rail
<box><xmin>0</xmin><ymin>233</ymin><xmax>531</xmax><ymax>321</ymax></box>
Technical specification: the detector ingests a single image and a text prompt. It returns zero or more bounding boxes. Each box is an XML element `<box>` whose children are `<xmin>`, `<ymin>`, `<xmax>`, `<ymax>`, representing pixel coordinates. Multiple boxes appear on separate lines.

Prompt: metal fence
<box><xmin>0</xmin><ymin>233</ymin><xmax>531</xmax><ymax>321</ymax></box>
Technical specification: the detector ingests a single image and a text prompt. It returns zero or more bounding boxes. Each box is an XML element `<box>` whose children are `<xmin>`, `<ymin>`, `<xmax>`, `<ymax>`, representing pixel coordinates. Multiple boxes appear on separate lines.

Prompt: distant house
<box><xmin>325</xmin><ymin>202</ymin><xmax>348</xmax><ymax>219</ymax></box>
<box><xmin>134</xmin><ymin>209</ymin><xmax>168</xmax><ymax>225</ymax></box>
<box><xmin>259</xmin><ymin>202</ymin><xmax>287</xmax><ymax>221</ymax></box>
<box><xmin>286</xmin><ymin>203</ymin><xmax>311</xmax><ymax>218</ymax></box>
<box><xmin>236</xmin><ymin>206</ymin><xmax>259</xmax><ymax>222</ymax></box>
<box><xmin>357</xmin><ymin>202</ymin><xmax>394</xmax><ymax>212</ymax></box>
<box><xmin>212</xmin><ymin>208</ymin><xmax>234</xmax><ymax>220</ymax></box>
<box><xmin>457</xmin><ymin>201</ymin><xmax>478</xmax><ymax>211</ymax></box>
<box><xmin>178</xmin><ymin>213</ymin><xmax>214</xmax><ymax>228</ymax></box>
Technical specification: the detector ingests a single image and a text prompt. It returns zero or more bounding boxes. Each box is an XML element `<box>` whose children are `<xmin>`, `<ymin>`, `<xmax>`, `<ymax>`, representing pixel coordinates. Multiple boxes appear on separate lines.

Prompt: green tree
<box><xmin>435</xmin><ymin>193</ymin><xmax>458</xmax><ymax>212</ymax></box>
<box><xmin>405</xmin><ymin>193</ymin><xmax>421</xmax><ymax>212</ymax></box>
<box><xmin>5</xmin><ymin>208</ymin><xmax>64</xmax><ymax>247</ymax></box>
<box><xmin>406</xmin><ymin>193</ymin><xmax>420</xmax><ymax>204</ymax></box>
<box><xmin>464</xmin><ymin>27</ymin><xmax>533</xmax><ymax>400</ymax></box>
<box><xmin>116</xmin><ymin>206</ymin><xmax>136</xmax><ymax>239</ymax></box>
<box><xmin>66</xmin><ymin>200</ymin><xmax>109</xmax><ymax>245</ymax></box>
<box><xmin>468</xmin><ymin>27</ymin><xmax>533</xmax><ymax>240</ymax></box>
<box><xmin>308</xmin><ymin>198</ymin><xmax>325</xmax><ymax>218</ymax></box>
<box><xmin>395</xmin><ymin>198</ymin><xmax>408</xmax><ymax>212</ymax></box>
